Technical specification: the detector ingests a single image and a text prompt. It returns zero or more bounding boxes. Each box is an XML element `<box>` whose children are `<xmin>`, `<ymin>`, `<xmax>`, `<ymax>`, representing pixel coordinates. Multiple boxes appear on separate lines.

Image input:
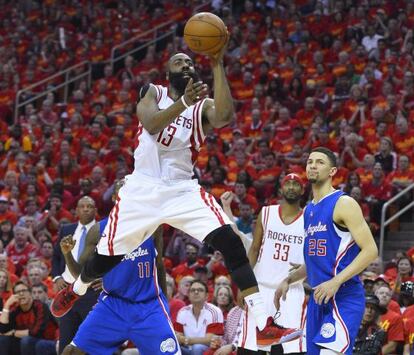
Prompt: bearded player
<box><xmin>52</xmin><ymin>36</ymin><xmax>300</xmax><ymax>346</ymax></box>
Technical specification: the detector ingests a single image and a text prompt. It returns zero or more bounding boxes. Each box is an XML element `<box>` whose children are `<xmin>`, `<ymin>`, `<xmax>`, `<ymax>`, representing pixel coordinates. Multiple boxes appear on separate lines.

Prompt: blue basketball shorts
<box><xmin>73</xmin><ymin>293</ymin><xmax>180</xmax><ymax>355</ymax></box>
<box><xmin>306</xmin><ymin>282</ymin><xmax>365</xmax><ymax>355</ymax></box>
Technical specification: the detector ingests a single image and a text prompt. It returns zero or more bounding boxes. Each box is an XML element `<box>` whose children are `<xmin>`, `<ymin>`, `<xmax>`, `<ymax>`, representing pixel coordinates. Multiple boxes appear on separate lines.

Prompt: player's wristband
<box><xmin>181</xmin><ymin>95</ymin><xmax>190</xmax><ymax>109</ymax></box>
<box><xmin>2</xmin><ymin>308</ymin><xmax>9</xmax><ymax>313</ymax></box>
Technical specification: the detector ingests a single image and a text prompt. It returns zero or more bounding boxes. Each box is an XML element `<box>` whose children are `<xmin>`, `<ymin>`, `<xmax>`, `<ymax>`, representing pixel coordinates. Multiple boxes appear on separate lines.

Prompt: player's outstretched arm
<box><xmin>203</xmin><ymin>33</ymin><xmax>234</xmax><ymax>130</ymax></box>
<box><xmin>69</xmin><ymin>223</ymin><xmax>101</xmax><ymax>278</ymax></box>
<box><xmin>274</xmin><ymin>264</ymin><xmax>307</xmax><ymax>310</ymax></box>
<box><xmin>220</xmin><ymin>191</ymin><xmax>252</xmax><ymax>251</ymax></box>
<box><xmin>137</xmin><ymin>80</ymin><xmax>207</xmax><ymax>134</ymax></box>
<box><xmin>247</xmin><ymin>210</ymin><xmax>264</xmax><ymax>267</ymax></box>
<box><xmin>313</xmin><ymin>196</ymin><xmax>378</xmax><ymax>305</ymax></box>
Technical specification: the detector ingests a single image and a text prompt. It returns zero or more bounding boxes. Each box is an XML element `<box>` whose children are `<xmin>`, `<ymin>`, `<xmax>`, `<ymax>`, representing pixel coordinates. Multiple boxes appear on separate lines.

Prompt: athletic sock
<box><xmin>72</xmin><ymin>276</ymin><xmax>91</xmax><ymax>296</ymax></box>
<box><xmin>244</xmin><ymin>292</ymin><xmax>268</xmax><ymax>330</ymax></box>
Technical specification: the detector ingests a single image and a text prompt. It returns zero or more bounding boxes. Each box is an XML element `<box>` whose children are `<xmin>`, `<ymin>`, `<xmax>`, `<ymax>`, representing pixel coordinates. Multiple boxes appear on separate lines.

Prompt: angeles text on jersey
<box><xmin>306</xmin><ymin>221</ymin><xmax>328</xmax><ymax>237</ymax></box>
<box><xmin>122</xmin><ymin>247</ymin><xmax>149</xmax><ymax>261</ymax></box>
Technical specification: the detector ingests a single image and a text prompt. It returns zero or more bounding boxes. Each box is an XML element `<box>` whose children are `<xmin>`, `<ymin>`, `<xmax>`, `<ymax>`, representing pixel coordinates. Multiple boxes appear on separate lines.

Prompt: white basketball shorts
<box><xmin>97</xmin><ymin>173</ymin><xmax>232</xmax><ymax>256</ymax></box>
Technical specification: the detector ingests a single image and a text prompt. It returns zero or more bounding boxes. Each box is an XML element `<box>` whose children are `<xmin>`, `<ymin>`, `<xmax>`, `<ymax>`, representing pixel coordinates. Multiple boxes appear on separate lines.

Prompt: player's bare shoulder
<box><xmin>136</xmin><ymin>84</ymin><xmax>159</xmax><ymax>128</ymax></box>
<box><xmin>333</xmin><ymin>195</ymin><xmax>363</xmax><ymax>226</ymax></box>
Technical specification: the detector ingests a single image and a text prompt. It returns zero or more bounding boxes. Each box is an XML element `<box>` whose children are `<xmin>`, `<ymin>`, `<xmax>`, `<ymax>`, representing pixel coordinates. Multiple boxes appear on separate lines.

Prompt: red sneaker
<box><xmin>50</xmin><ymin>284</ymin><xmax>80</xmax><ymax>318</ymax></box>
<box><xmin>256</xmin><ymin>317</ymin><xmax>303</xmax><ymax>346</ymax></box>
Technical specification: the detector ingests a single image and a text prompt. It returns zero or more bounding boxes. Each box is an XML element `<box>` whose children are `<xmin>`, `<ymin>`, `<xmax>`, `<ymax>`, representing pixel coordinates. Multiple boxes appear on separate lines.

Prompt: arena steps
<box><xmin>383</xmin><ymin>225</ymin><xmax>414</xmax><ymax>261</ymax></box>
<box><xmin>400</xmin><ymin>222</ymin><xmax>414</xmax><ymax>231</ymax></box>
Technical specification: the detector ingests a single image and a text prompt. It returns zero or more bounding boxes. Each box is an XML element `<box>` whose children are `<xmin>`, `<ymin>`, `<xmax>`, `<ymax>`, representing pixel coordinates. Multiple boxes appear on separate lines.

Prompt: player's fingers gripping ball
<box><xmin>184</xmin><ymin>12</ymin><xmax>227</xmax><ymax>55</ymax></box>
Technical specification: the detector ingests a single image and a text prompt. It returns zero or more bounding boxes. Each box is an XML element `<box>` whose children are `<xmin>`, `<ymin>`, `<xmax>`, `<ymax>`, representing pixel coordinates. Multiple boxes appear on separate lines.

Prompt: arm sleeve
<box><xmin>206</xmin><ymin>322</ymin><xmax>224</xmax><ymax>335</ymax></box>
<box><xmin>207</xmin><ymin>306</ymin><xmax>224</xmax><ymax>335</ymax></box>
<box><xmin>174</xmin><ymin>308</ymin><xmax>185</xmax><ymax>332</ymax></box>
<box><xmin>0</xmin><ymin>310</ymin><xmax>15</xmax><ymax>333</ymax></box>
<box><xmin>387</xmin><ymin>316</ymin><xmax>405</xmax><ymax>342</ymax></box>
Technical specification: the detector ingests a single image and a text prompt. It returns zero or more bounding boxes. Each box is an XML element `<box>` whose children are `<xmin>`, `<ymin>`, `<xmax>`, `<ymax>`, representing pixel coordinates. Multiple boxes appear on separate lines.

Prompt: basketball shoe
<box><xmin>256</xmin><ymin>317</ymin><xmax>303</xmax><ymax>346</ymax></box>
<box><xmin>50</xmin><ymin>284</ymin><xmax>80</xmax><ymax>318</ymax></box>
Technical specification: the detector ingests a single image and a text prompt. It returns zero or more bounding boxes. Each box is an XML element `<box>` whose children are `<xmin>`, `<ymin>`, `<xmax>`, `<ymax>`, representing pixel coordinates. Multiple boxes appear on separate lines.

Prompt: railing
<box><xmin>14</xmin><ymin>61</ymin><xmax>91</xmax><ymax>121</ymax></box>
<box><xmin>13</xmin><ymin>0</ymin><xmax>223</xmax><ymax>121</ymax></box>
<box><xmin>110</xmin><ymin>21</ymin><xmax>177</xmax><ymax>71</ymax></box>
<box><xmin>379</xmin><ymin>183</ymin><xmax>414</xmax><ymax>259</ymax></box>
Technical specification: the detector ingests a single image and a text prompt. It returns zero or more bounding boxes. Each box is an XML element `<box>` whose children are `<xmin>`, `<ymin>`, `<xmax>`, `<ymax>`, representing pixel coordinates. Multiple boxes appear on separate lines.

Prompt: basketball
<box><xmin>184</xmin><ymin>12</ymin><xmax>227</xmax><ymax>55</ymax></box>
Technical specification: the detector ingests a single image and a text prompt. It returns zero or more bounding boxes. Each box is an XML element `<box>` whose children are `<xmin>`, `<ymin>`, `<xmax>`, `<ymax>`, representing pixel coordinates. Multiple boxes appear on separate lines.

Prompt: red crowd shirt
<box><xmin>0</xmin><ymin>300</ymin><xmax>57</xmax><ymax>340</ymax></box>
<box><xmin>362</xmin><ymin>180</ymin><xmax>393</xmax><ymax>201</ymax></box>
<box><xmin>379</xmin><ymin>309</ymin><xmax>405</xmax><ymax>344</ymax></box>
<box><xmin>5</xmin><ymin>243</ymin><xmax>39</xmax><ymax>270</ymax></box>
<box><xmin>171</xmin><ymin>260</ymin><xmax>206</xmax><ymax>283</ymax></box>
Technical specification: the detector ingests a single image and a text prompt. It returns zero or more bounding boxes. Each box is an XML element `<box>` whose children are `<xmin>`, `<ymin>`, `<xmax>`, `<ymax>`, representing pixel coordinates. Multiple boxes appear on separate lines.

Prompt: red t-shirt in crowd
<box><xmin>6</xmin><ymin>243</ymin><xmax>39</xmax><ymax>270</ymax></box>
<box><xmin>379</xmin><ymin>309</ymin><xmax>405</xmax><ymax>344</ymax></box>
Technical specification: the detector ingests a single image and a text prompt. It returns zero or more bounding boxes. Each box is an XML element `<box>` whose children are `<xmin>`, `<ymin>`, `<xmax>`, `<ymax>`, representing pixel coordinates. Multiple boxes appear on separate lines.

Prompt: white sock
<box><xmin>244</xmin><ymin>292</ymin><xmax>268</xmax><ymax>330</ymax></box>
<box><xmin>72</xmin><ymin>277</ymin><xmax>91</xmax><ymax>296</ymax></box>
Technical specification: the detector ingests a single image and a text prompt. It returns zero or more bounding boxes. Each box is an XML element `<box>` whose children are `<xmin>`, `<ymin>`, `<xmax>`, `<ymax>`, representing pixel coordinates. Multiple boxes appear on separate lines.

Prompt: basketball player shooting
<box><xmin>275</xmin><ymin>147</ymin><xmax>378</xmax><ymax>355</ymax></box>
<box><xmin>51</xmin><ymin>34</ymin><xmax>299</xmax><ymax>346</ymax></box>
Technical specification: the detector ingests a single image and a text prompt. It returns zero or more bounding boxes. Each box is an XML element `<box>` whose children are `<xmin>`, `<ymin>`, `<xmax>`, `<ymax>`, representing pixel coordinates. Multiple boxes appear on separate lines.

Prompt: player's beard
<box><xmin>283</xmin><ymin>193</ymin><xmax>301</xmax><ymax>204</ymax></box>
<box><xmin>169</xmin><ymin>70</ymin><xmax>199</xmax><ymax>95</ymax></box>
<box><xmin>308</xmin><ymin>178</ymin><xmax>317</xmax><ymax>184</ymax></box>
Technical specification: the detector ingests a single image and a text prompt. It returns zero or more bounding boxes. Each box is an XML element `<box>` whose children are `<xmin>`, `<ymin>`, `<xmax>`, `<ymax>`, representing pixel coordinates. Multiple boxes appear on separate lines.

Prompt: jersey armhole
<box><xmin>197</xmin><ymin>99</ymin><xmax>207</xmax><ymax>143</ymax></box>
<box><xmin>150</xmin><ymin>83</ymin><xmax>163</xmax><ymax>104</ymax></box>
<box><xmin>334</xmin><ymin>221</ymin><xmax>349</xmax><ymax>232</ymax></box>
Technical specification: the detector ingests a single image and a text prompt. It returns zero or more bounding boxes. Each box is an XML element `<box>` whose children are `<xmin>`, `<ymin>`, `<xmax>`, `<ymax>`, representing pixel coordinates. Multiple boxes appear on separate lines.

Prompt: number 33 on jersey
<box><xmin>254</xmin><ymin>205</ymin><xmax>305</xmax><ymax>288</ymax></box>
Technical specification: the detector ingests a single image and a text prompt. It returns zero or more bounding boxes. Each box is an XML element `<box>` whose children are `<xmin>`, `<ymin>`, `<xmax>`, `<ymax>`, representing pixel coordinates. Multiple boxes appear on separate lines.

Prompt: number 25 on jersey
<box><xmin>308</xmin><ymin>239</ymin><xmax>327</xmax><ymax>256</ymax></box>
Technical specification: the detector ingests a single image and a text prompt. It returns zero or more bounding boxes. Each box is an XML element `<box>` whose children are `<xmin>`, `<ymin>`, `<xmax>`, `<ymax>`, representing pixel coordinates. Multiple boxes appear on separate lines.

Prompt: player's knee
<box><xmin>205</xmin><ymin>224</ymin><xmax>249</xmax><ymax>272</ymax></box>
<box><xmin>82</xmin><ymin>252</ymin><xmax>124</xmax><ymax>282</ymax></box>
<box><xmin>62</xmin><ymin>344</ymin><xmax>85</xmax><ymax>355</ymax></box>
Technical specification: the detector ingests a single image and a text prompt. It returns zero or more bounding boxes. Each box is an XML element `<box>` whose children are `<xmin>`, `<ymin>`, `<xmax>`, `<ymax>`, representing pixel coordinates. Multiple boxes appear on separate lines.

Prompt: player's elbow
<box><xmin>366</xmin><ymin>242</ymin><xmax>378</xmax><ymax>261</ymax></box>
<box><xmin>140</xmin><ymin>118</ymin><xmax>161</xmax><ymax>135</ymax></box>
<box><xmin>212</xmin><ymin>110</ymin><xmax>234</xmax><ymax>128</ymax></box>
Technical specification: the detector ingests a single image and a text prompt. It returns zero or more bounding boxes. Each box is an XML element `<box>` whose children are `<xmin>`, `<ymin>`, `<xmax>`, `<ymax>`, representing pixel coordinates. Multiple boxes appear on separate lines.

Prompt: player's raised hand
<box><xmin>183</xmin><ymin>78</ymin><xmax>208</xmax><ymax>106</ymax></box>
<box><xmin>220</xmin><ymin>191</ymin><xmax>234</xmax><ymax>208</ymax></box>
<box><xmin>4</xmin><ymin>294</ymin><xmax>19</xmax><ymax>309</ymax></box>
<box><xmin>312</xmin><ymin>278</ymin><xmax>341</xmax><ymax>305</ymax></box>
<box><xmin>60</xmin><ymin>235</ymin><xmax>76</xmax><ymax>255</ymax></box>
<box><xmin>209</xmin><ymin>29</ymin><xmax>229</xmax><ymax>66</ymax></box>
<box><xmin>274</xmin><ymin>279</ymin><xmax>289</xmax><ymax>310</ymax></box>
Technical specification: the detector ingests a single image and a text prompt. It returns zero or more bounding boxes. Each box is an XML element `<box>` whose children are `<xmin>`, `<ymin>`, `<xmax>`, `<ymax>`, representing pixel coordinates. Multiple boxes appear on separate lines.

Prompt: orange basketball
<box><xmin>184</xmin><ymin>12</ymin><xmax>227</xmax><ymax>55</ymax></box>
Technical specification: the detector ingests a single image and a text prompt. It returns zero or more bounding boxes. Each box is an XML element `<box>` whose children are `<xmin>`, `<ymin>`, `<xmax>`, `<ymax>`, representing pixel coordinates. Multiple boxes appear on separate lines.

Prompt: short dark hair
<box><xmin>311</xmin><ymin>147</ymin><xmax>337</xmax><ymax>167</ymax></box>
<box><xmin>13</xmin><ymin>281</ymin><xmax>30</xmax><ymax>293</ymax></box>
<box><xmin>189</xmin><ymin>279</ymin><xmax>208</xmax><ymax>293</ymax></box>
<box><xmin>31</xmin><ymin>283</ymin><xmax>47</xmax><ymax>293</ymax></box>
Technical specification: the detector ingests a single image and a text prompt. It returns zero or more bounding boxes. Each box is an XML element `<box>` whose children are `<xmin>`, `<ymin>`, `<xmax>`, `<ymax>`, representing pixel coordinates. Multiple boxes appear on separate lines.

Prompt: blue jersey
<box><xmin>98</xmin><ymin>218</ymin><xmax>161</xmax><ymax>303</ymax></box>
<box><xmin>304</xmin><ymin>190</ymin><xmax>361</xmax><ymax>289</ymax></box>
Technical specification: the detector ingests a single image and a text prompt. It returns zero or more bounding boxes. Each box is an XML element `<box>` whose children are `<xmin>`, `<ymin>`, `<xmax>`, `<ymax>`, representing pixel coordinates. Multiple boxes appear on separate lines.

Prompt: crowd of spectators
<box><xmin>0</xmin><ymin>0</ymin><xmax>414</xmax><ymax>354</ymax></box>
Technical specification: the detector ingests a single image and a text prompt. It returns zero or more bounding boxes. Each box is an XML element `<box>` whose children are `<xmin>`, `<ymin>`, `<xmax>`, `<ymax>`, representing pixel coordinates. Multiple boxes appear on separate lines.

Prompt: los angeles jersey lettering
<box><xmin>134</xmin><ymin>84</ymin><xmax>206</xmax><ymax>180</ymax></box>
<box><xmin>304</xmin><ymin>190</ymin><xmax>361</xmax><ymax>288</ymax></box>
<box><xmin>98</xmin><ymin>218</ymin><xmax>160</xmax><ymax>303</ymax></box>
<box><xmin>254</xmin><ymin>205</ymin><xmax>304</xmax><ymax>288</ymax></box>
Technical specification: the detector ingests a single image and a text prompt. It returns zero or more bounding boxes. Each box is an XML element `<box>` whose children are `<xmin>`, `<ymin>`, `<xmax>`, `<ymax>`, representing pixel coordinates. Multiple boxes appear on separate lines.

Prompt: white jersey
<box><xmin>239</xmin><ymin>204</ymin><xmax>307</xmax><ymax>353</ymax></box>
<box><xmin>134</xmin><ymin>84</ymin><xmax>206</xmax><ymax>181</ymax></box>
<box><xmin>254</xmin><ymin>204</ymin><xmax>305</xmax><ymax>289</ymax></box>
